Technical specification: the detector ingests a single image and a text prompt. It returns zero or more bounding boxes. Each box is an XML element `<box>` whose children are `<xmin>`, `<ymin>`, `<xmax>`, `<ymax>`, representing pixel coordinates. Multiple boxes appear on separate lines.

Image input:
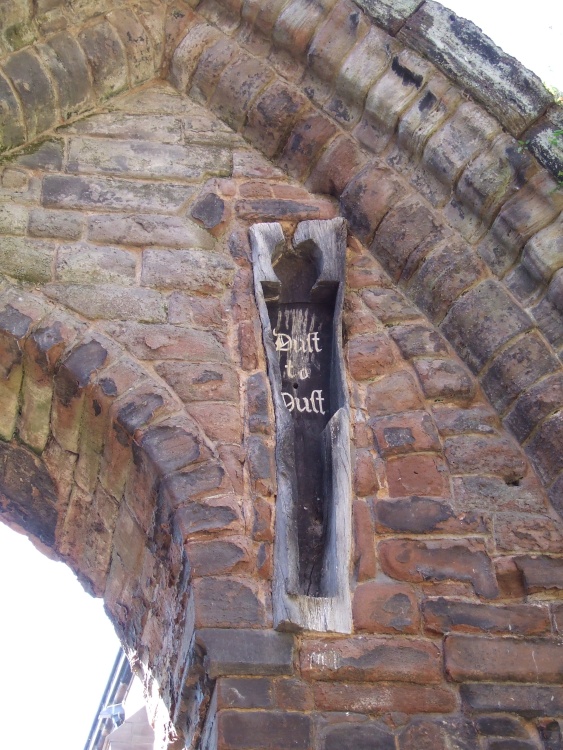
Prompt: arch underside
<box><xmin>0</xmin><ymin>2</ymin><xmax>563</xmax><ymax>749</ymax></box>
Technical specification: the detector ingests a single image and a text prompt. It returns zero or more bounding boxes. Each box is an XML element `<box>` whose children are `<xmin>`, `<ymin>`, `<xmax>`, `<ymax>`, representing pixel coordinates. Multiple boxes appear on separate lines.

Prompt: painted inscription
<box><xmin>268</xmin><ymin>303</ymin><xmax>334</xmax><ymax>594</ymax></box>
<box><xmin>274</xmin><ymin>328</ymin><xmax>326</xmax><ymax>414</ymax></box>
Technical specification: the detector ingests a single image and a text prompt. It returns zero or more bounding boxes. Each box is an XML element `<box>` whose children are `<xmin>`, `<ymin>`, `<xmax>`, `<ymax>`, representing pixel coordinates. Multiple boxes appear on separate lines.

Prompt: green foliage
<box><xmin>545</xmin><ymin>84</ymin><xmax>563</xmax><ymax>105</ymax></box>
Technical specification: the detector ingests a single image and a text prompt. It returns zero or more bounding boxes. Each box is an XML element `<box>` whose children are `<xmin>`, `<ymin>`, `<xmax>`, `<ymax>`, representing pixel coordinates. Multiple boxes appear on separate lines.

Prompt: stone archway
<box><xmin>0</xmin><ymin>2</ymin><xmax>562</xmax><ymax>749</ymax></box>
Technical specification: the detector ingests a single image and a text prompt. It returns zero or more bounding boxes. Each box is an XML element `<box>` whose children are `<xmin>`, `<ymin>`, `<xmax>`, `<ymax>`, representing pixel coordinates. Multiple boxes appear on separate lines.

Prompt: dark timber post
<box><xmin>250</xmin><ymin>218</ymin><xmax>352</xmax><ymax>633</ymax></box>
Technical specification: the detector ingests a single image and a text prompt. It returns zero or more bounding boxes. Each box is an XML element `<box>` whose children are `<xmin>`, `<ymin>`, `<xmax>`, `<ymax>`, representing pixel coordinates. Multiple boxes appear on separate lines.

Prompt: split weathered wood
<box><xmin>250</xmin><ymin>218</ymin><xmax>352</xmax><ymax>633</ymax></box>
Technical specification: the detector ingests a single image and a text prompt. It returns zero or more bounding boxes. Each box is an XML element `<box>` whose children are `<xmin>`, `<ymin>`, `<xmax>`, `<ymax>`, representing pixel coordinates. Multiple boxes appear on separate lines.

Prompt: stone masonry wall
<box><xmin>1</xmin><ymin>80</ymin><xmax>563</xmax><ymax>749</ymax></box>
<box><xmin>169</xmin><ymin>0</ymin><xmax>563</xmax><ymax>509</ymax></box>
<box><xmin>0</xmin><ymin>2</ymin><xmax>562</xmax><ymax>749</ymax></box>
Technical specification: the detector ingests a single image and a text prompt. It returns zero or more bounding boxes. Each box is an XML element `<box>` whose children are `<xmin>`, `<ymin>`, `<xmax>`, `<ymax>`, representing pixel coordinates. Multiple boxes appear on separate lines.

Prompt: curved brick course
<box><xmin>1</xmin><ymin>3</ymin><xmax>563</xmax><ymax>749</ymax></box>
<box><xmin>0</xmin><ymin>1</ymin><xmax>168</xmax><ymax>154</ymax></box>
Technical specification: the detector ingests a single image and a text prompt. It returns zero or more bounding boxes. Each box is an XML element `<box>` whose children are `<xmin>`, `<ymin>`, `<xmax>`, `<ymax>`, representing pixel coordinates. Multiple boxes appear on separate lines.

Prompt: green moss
<box><xmin>5</xmin><ymin>21</ymin><xmax>37</xmax><ymax>51</ymax></box>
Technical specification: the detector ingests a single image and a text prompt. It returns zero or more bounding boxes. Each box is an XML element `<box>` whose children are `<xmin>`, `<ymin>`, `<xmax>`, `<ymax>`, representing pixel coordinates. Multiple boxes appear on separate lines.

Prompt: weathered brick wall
<box><xmin>169</xmin><ymin>0</ymin><xmax>563</xmax><ymax>509</ymax></box>
<box><xmin>0</xmin><ymin>1</ymin><xmax>562</xmax><ymax>749</ymax></box>
<box><xmin>0</xmin><ymin>0</ymin><xmax>196</xmax><ymax>153</ymax></box>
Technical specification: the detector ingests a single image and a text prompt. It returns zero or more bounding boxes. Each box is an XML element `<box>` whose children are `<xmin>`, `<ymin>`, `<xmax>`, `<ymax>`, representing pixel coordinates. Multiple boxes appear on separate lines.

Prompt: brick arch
<box><xmin>1</xmin><ymin>3</ymin><xmax>563</xmax><ymax>747</ymax></box>
<box><xmin>168</xmin><ymin>0</ymin><xmax>563</xmax><ymax>507</ymax></box>
<box><xmin>0</xmin><ymin>281</ymin><xmax>246</xmax><ymax>748</ymax></box>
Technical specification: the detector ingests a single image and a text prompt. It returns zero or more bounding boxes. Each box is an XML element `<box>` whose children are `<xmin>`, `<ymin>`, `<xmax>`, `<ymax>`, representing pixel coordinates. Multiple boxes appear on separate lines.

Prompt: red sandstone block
<box><xmin>123</xmin><ymin>451</ymin><xmax>161</xmax><ymax>534</ymax></box>
<box><xmin>449</xmin><ymin>133</ymin><xmax>538</xmax><ymax>242</ymax></box>
<box><xmin>104</xmin><ymin>503</ymin><xmax>148</xmax><ymax>612</ymax></box>
<box><xmin>440</xmin><ymin>279</ymin><xmax>532</xmax><ymax>374</ymax></box>
<box><xmin>176</xmin><ymin>492</ymin><xmax>243</xmax><ymax>536</ymax></box>
<box><xmin>353</xmin><ymin>581</ymin><xmax>419</xmax><ymax>634</ymax></box>
<box><xmin>306</xmin><ymin>135</ymin><xmax>366</xmax><ymax>197</ymax></box>
<box><xmin>186</xmin><ymin>401</ymin><xmax>243</xmax><ymax>444</ymax></box>
<box><xmin>155</xmin><ymin>361</ymin><xmax>239</xmax><ymax>405</ymax></box>
<box><xmin>494</xmin><ymin>513</ymin><xmax>563</xmax><ymax>554</ymax></box>
<box><xmin>365</xmin><ymin>370</ymin><xmax>424</xmax><ymax>417</ymax></box>
<box><xmin>189</xmin><ymin>35</ymin><xmax>239</xmax><ymax>103</ymax></box>
<box><xmin>340</xmin><ymin>164</ymin><xmax>406</xmax><ymax>243</ymax></box>
<box><xmin>354</xmin><ymin>421</ymin><xmax>373</xmax><ymax>449</ymax></box>
<box><xmin>407</xmin><ymin>238</ymin><xmax>488</xmax><ymax>323</ymax></box>
<box><xmin>307</xmin><ymin>0</ymin><xmax>370</xmax><ymax>83</ymax></box>
<box><xmin>218</xmin><ymin>442</ymin><xmax>244</xmax><ymax>495</ymax></box>
<box><xmin>549</xmin><ymin>474</ymin><xmax>563</xmax><ymax>515</ymax></box>
<box><xmin>252</xmin><ymin>496</ymin><xmax>274</xmax><ymax>542</ymax></box>
<box><xmin>387</xmin><ymin>453</ymin><xmax>449</xmax><ymax>497</ymax></box>
<box><xmin>416</xmin><ymin>102</ymin><xmax>501</xmax><ymax>207</ymax></box>
<box><xmin>525</xmin><ymin>412</ymin><xmax>563</xmax><ymax>486</ymax></box>
<box><xmin>393</xmin><ymin>75</ymin><xmax>461</xmax><ymax>170</ymax></box>
<box><xmin>327</xmin><ymin>26</ymin><xmax>394</xmax><ymax>127</ymax></box>
<box><xmin>399</xmin><ymin>720</ymin><xmax>447</xmax><ymax>750</ymax></box>
<box><xmin>66</xmin><ymin>386</ymin><xmax>108</xmax><ymax>493</ymax></box>
<box><xmin>216</xmin><ymin>676</ymin><xmax>275</xmax><ymax>709</ymax></box>
<box><xmin>274</xmin><ymin>677</ymin><xmax>314</xmax><ymax>711</ymax></box>
<box><xmin>105</xmin><ymin>321</ymin><xmax>227</xmax><ymax>362</ymax></box>
<box><xmin>98</xmin><ymin>416</ymin><xmax>133</xmax><ymax>502</ymax></box>
<box><xmin>187</xmin><ymin>536</ymin><xmax>253</xmax><ymax>576</ymax></box>
<box><xmin>194</xmin><ymin>576</ymin><xmax>271</xmax><ymax>628</ymax></box>
<box><xmin>246</xmin><ymin>434</ymin><xmax>275</xmax><ymax>495</ymax></box>
<box><xmin>347</xmin><ymin>333</ymin><xmax>395</xmax><ymax>381</ymax></box>
<box><xmin>246</xmin><ymin>371</ymin><xmax>273</xmax><ymax>435</ymax></box>
<box><xmin>241</xmin><ymin>0</ymin><xmax>288</xmax><ymax>35</ymax></box>
<box><xmin>313</xmin><ymin>681</ymin><xmax>456</xmax><ymax>714</ymax></box>
<box><xmin>231</xmin><ymin>267</ymin><xmax>257</xmax><ymax>323</ymax></box>
<box><xmin>243</xmin><ymin>80</ymin><xmax>308</xmax><ymax>158</ymax></box>
<box><xmin>51</xmin><ymin>339</ymin><xmax>109</xmax><ymax>453</ymax></box>
<box><xmin>431</xmin><ymin>403</ymin><xmax>499</xmax><ymax>437</ymax></box>
<box><xmin>300</xmin><ymin>635</ymin><xmax>442</xmax><ymax>683</ymax></box>
<box><xmin>504</xmin><ymin>372</ymin><xmax>563</xmax><ymax>444</ymax></box>
<box><xmin>346</xmin><ymin>252</ymin><xmax>391</xmax><ymax>290</ymax></box>
<box><xmin>212</xmin><ymin>54</ymin><xmax>275</xmax><ymax>130</ymax></box>
<box><xmin>444</xmin><ymin>434</ymin><xmax>527</xmax><ymax>484</ymax></box>
<box><xmin>552</xmin><ymin>603</ymin><xmax>563</xmax><ymax>635</ymax></box>
<box><xmin>482</xmin><ymin>331</ymin><xmax>559</xmax><ymax>415</ymax></box>
<box><xmin>352</xmin><ymin>499</ymin><xmax>376</xmax><ymax>581</ymax></box>
<box><xmin>197</xmin><ymin>0</ymin><xmax>243</xmax><ymax>34</ymax></box>
<box><xmin>165</xmin><ymin>7</ymin><xmax>203</xmax><ymax>78</ymax></box>
<box><xmin>235</xmin><ymin>197</ymin><xmax>336</xmax><ymax>222</ymax></box>
<box><xmin>370</xmin><ymin>410</ymin><xmax>440</xmax><ymax>457</ymax></box>
<box><xmin>477</xmin><ymin>172</ymin><xmax>563</xmax><ymax>278</ymax></box>
<box><xmin>355</xmin><ymin>50</ymin><xmax>433</xmax><ymax>154</ymax></box>
<box><xmin>353</xmin><ymin>450</ymin><xmax>380</xmax><ymax>496</ymax></box>
<box><xmin>413</xmin><ymin>357</ymin><xmax>475</xmax><ymax>405</ymax></box>
<box><xmin>373</xmin><ymin>496</ymin><xmax>486</xmax><ymax>535</ymax></box>
<box><xmin>371</xmin><ymin>199</ymin><xmax>446</xmax><ymax>282</ymax></box>
<box><xmin>115</xmin><ymin>385</ymin><xmax>173</xmax><ymax>438</ymax></box>
<box><xmin>461</xmin><ymin>682</ymin><xmax>563</xmax><ymax>717</ymax></box>
<box><xmin>273</xmin><ymin>0</ymin><xmax>337</xmax><ymax>57</ymax></box>
<box><xmin>343</xmin><ymin>294</ymin><xmax>380</xmax><ymax>338</ymax></box>
<box><xmin>494</xmin><ymin>556</ymin><xmax>526</xmax><ymax>599</ymax></box>
<box><xmin>445</xmin><ymin>634</ymin><xmax>563</xmax><ymax>683</ymax></box>
<box><xmin>390</xmin><ymin>323</ymin><xmax>449</xmax><ymax>359</ymax></box>
<box><xmin>378</xmin><ymin>538</ymin><xmax>499</xmax><ymax>598</ymax></box>
<box><xmin>217</xmin><ymin>709</ymin><xmax>311</xmax><ymax>750</ymax></box>
<box><xmin>362</xmin><ymin>287</ymin><xmax>421</xmax><ymax>324</ymax></box>
<box><xmin>514</xmin><ymin>555</ymin><xmax>563</xmax><ymax>594</ymax></box>
<box><xmin>422</xmin><ymin>598</ymin><xmax>551</xmax><ymax>636</ymax></box>
<box><xmin>168</xmin><ymin>290</ymin><xmax>228</xmax><ymax>328</ymax></box>
<box><xmin>278</xmin><ymin>110</ymin><xmax>338</xmax><ymax>181</ymax></box>
<box><xmin>323</xmin><ymin>721</ymin><xmax>395</xmax><ymax>750</ymax></box>
<box><xmin>160</xmin><ymin>461</ymin><xmax>226</xmax><ymax>509</ymax></box>
<box><xmin>19</xmin><ymin>317</ymin><xmax>79</xmax><ymax>453</ymax></box>
<box><xmin>238</xmin><ymin>320</ymin><xmax>260</xmax><ymax>371</ymax></box>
